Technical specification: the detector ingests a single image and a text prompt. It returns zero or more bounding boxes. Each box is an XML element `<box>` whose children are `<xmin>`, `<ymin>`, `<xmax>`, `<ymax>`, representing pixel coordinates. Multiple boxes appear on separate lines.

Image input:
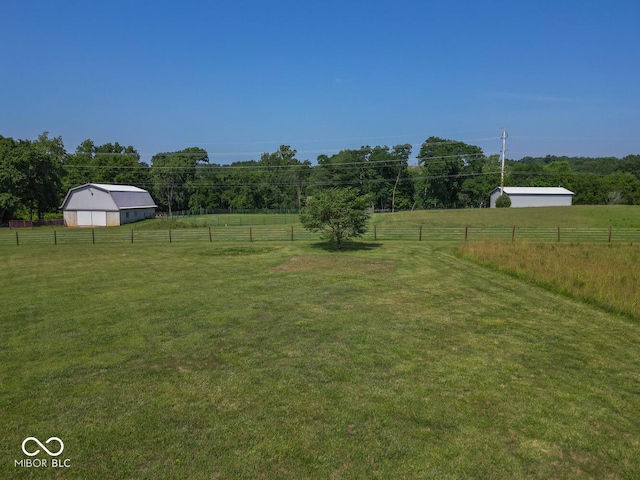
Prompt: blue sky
<box><xmin>2</xmin><ymin>0</ymin><xmax>639</xmax><ymax>163</ymax></box>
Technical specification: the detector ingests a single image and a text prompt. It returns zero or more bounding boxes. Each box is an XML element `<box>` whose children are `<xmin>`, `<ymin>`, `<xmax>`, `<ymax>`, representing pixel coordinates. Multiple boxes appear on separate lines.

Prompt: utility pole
<box><xmin>500</xmin><ymin>128</ymin><xmax>507</xmax><ymax>192</ymax></box>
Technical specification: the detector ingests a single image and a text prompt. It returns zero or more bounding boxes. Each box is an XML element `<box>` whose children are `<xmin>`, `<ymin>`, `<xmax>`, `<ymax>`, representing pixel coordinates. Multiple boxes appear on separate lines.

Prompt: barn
<box><xmin>60</xmin><ymin>183</ymin><xmax>157</xmax><ymax>227</ymax></box>
<box><xmin>490</xmin><ymin>187</ymin><xmax>574</xmax><ymax>208</ymax></box>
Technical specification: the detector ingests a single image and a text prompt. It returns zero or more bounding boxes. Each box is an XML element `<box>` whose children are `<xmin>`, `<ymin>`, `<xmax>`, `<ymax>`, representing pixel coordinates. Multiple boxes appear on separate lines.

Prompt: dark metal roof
<box><xmin>110</xmin><ymin>191</ymin><xmax>157</xmax><ymax>209</ymax></box>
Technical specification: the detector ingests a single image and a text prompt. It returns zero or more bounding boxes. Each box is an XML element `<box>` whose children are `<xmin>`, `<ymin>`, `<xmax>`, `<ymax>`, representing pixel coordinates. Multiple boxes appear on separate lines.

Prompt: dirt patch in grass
<box><xmin>198</xmin><ymin>246</ymin><xmax>276</xmax><ymax>256</ymax></box>
<box><xmin>272</xmin><ymin>255</ymin><xmax>397</xmax><ymax>275</ymax></box>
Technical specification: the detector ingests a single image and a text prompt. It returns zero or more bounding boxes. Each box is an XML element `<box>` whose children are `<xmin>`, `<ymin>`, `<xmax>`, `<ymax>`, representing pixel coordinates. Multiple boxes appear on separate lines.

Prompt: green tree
<box><xmin>417</xmin><ymin>137</ymin><xmax>485</xmax><ymax>208</ymax></box>
<box><xmin>0</xmin><ymin>133</ymin><xmax>66</xmax><ymax>220</ymax></box>
<box><xmin>27</xmin><ymin>133</ymin><xmax>66</xmax><ymax>219</ymax></box>
<box><xmin>300</xmin><ymin>188</ymin><xmax>370</xmax><ymax>250</ymax></box>
<box><xmin>63</xmin><ymin>139</ymin><xmax>148</xmax><ymax>190</ymax></box>
<box><xmin>188</xmin><ymin>163</ymin><xmax>224</xmax><ymax>212</ymax></box>
<box><xmin>570</xmin><ymin>173</ymin><xmax>606</xmax><ymax>205</ymax></box>
<box><xmin>545</xmin><ymin>161</ymin><xmax>575</xmax><ymax>187</ymax></box>
<box><xmin>256</xmin><ymin>145</ymin><xmax>309</xmax><ymax>210</ymax></box>
<box><xmin>506</xmin><ymin>162</ymin><xmax>548</xmax><ymax>187</ymax></box>
<box><xmin>94</xmin><ymin>142</ymin><xmax>148</xmax><ymax>185</ymax></box>
<box><xmin>603</xmin><ymin>172</ymin><xmax>640</xmax><ymax>205</ymax></box>
<box><xmin>0</xmin><ymin>136</ymin><xmax>23</xmax><ymax>222</ymax></box>
<box><xmin>389</xmin><ymin>144</ymin><xmax>413</xmax><ymax>212</ymax></box>
<box><xmin>310</xmin><ymin>144</ymin><xmax>413</xmax><ymax>212</ymax></box>
<box><xmin>458</xmin><ymin>154</ymin><xmax>502</xmax><ymax>208</ymax></box>
<box><xmin>618</xmin><ymin>155</ymin><xmax>640</xmax><ymax>181</ymax></box>
<box><xmin>63</xmin><ymin>139</ymin><xmax>96</xmax><ymax>189</ymax></box>
<box><xmin>150</xmin><ymin>147</ymin><xmax>209</xmax><ymax>214</ymax></box>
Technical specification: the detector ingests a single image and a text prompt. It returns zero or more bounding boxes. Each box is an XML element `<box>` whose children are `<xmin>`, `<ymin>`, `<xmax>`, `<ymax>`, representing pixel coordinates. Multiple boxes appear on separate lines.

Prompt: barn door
<box><xmin>93</xmin><ymin>211</ymin><xmax>107</xmax><ymax>226</ymax></box>
<box><xmin>76</xmin><ymin>211</ymin><xmax>107</xmax><ymax>226</ymax></box>
<box><xmin>77</xmin><ymin>211</ymin><xmax>92</xmax><ymax>226</ymax></box>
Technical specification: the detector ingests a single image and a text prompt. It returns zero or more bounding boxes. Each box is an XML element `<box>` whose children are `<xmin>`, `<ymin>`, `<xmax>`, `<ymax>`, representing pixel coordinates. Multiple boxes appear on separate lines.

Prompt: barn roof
<box><xmin>60</xmin><ymin>183</ymin><xmax>157</xmax><ymax>210</ymax></box>
<box><xmin>89</xmin><ymin>183</ymin><xmax>148</xmax><ymax>193</ymax></box>
<box><xmin>491</xmin><ymin>187</ymin><xmax>574</xmax><ymax>195</ymax></box>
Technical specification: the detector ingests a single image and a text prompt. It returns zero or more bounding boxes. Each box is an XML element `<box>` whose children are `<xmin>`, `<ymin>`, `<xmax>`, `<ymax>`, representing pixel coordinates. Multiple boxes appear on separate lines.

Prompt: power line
<box><xmin>62</xmin><ymin>152</ymin><xmax>491</xmax><ymax>170</ymax></box>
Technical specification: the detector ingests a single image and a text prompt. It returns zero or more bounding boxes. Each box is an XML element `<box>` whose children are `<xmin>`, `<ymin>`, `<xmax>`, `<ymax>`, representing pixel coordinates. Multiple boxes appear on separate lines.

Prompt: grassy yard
<box><xmin>1</xmin><ymin>240</ymin><xmax>639</xmax><ymax>479</ymax></box>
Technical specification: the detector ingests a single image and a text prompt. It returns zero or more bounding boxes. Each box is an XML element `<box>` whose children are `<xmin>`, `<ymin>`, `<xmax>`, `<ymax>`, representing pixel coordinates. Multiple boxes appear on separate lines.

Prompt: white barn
<box><xmin>61</xmin><ymin>183</ymin><xmax>157</xmax><ymax>227</ymax></box>
<box><xmin>490</xmin><ymin>187</ymin><xmax>574</xmax><ymax>208</ymax></box>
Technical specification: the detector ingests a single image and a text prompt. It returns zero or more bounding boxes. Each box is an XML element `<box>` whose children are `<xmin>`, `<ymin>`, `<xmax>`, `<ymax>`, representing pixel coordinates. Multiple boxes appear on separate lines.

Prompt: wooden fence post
<box><xmin>92</xmin><ymin>229</ymin><xmax>95</xmax><ymax>244</ymax></box>
<box><xmin>557</xmin><ymin>226</ymin><xmax>560</xmax><ymax>242</ymax></box>
<box><xmin>374</xmin><ymin>225</ymin><xmax>377</xmax><ymax>241</ymax></box>
<box><xmin>131</xmin><ymin>229</ymin><xmax>134</xmax><ymax>244</ymax></box>
<box><xmin>54</xmin><ymin>230</ymin><xmax>57</xmax><ymax>245</ymax></box>
<box><xmin>465</xmin><ymin>226</ymin><xmax>468</xmax><ymax>241</ymax></box>
<box><xmin>209</xmin><ymin>227</ymin><xmax>212</xmax><ymax>242</ymax></box>
<box><xmin>16</xmin><ymin>231</ymin><xmax>19</xmax><ymax>246</ymax></box>
<box><xmin>512</xmin><ymin>226</ymin><xmax>515</xmax><ymax>242</ymax></box>
<box><xmin>250</xmin><ymin>227</ymin><xmax>253</xmax><ymax>242</ymax></box>
<box><xmin>169</xmin><ymin>228</ymin><xmax>172</xmax><ymax>243</ymax></box>
<box><xmin>419</xmin><ymin>225</ymin><xmax>422</xmax><ymax>241</ymax></box>
<box><xmin>291</xmin><ymin>226</ymin><xmax>294</xmax><ymax>241</ymax></box>
<box><xmin>608</xmin><ymin>226</ymin><xmax>612</xmax><ymax>243</ymax></box>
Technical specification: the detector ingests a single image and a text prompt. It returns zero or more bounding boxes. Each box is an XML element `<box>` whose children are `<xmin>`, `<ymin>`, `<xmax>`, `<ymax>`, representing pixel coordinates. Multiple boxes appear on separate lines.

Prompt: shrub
<box><xmin>495</xmin><ymin>194</ymin><xmax>511</xmax><ymax>208</ymax></box>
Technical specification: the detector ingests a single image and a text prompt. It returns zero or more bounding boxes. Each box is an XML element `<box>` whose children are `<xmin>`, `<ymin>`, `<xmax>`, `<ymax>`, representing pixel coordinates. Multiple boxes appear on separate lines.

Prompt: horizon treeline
<box><xmin>1</xmin><ymin>132</ymin><xmax>639</xmax><ymax>222</ymax></box>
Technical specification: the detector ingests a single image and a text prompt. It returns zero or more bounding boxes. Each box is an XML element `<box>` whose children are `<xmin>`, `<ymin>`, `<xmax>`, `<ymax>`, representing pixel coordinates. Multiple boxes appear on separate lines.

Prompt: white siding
<box><xmin>509</xmin><ymin>194</ymin><xmax>573</xmax><ymax>208</ymax></box>
<box><xmin>490</xmin><ymin>187</ymin><xmax>574</xmax><ymax>208</ymax></box>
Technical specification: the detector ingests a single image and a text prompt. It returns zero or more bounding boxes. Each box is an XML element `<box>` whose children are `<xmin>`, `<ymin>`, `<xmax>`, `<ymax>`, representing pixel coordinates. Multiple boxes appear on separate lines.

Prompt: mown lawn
<box><xmin>1</xmin><ymin>241</ymin><xmax>639</xmax><ymax>479</ymax></box>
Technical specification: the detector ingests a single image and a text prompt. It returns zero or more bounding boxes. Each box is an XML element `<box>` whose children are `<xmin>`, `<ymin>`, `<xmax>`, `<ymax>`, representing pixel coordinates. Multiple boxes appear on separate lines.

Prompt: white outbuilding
<box><xmin>60</xmin><ymin>183</ymin><xmax>157</xmax><ymax>227</ymax></box>
<box><xmin>490</xmin><ymin>187</ymin><xmax>574</xmax><ymax>208</ymax></box>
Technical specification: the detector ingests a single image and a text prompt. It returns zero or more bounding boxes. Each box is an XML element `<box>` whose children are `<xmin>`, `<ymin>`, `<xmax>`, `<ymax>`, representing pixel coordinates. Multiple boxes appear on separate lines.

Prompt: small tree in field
<box><xmin>300</xmin><ymin>188</ymin><xmax>370</xmax><ymax>250</ymax></box>
<box><xmin>495</xmin><ymin>194</ymin><xmax>511</xmax><ymax>208</ymax></box>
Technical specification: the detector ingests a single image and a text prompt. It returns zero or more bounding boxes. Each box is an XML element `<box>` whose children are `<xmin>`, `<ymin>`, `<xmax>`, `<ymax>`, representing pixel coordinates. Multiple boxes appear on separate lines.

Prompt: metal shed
<box><xmin>60</xmin><ymin>183</ymin><xmax>157</xmax><ymax>227</ymax></box>
<box><xmin>490</xmin><ymin>187</ymin><xmax>574</xmax><ymax>208</ymax></box>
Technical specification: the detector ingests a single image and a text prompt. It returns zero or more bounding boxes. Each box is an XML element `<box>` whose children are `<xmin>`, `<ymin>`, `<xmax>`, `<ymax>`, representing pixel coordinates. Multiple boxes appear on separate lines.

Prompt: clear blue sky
<box><xmin>2</xmin><ymin>0</ymin><xmax>639</xmax><ymax>163</ymax></box>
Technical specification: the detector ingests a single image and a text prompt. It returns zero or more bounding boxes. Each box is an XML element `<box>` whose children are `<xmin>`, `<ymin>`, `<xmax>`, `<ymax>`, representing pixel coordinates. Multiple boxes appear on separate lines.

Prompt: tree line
<box><xmin>1</xmin><ymin>132</ymin><xmax>639</xmax><ymax>223</ymax></box>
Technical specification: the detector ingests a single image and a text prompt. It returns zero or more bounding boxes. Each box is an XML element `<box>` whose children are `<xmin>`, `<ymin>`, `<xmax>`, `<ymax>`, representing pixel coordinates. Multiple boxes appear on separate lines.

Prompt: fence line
<box><xmin>1</xmin><ymin>226</ymin><xmax>638</xmax><ymax>246</ymax></box>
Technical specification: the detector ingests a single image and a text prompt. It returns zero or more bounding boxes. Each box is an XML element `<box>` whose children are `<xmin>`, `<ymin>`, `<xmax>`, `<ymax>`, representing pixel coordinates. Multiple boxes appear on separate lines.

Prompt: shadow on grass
<box><xmin>309</xmin><ymin>241</ymin><xmax>384</xmax><ymax>252</ymax></box>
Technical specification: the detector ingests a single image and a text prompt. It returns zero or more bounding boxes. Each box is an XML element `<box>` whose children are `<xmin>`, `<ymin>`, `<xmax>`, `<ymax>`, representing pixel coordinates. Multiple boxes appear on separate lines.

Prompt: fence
<box><xmin>1</xmin><ymin>225</ymin><xmax>638</xmax><ymax>246</ymax></box>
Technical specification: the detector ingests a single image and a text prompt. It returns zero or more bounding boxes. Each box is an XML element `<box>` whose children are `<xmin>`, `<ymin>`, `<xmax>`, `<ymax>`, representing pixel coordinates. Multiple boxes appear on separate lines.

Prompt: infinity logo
<box><xmin>21</xmin><ymin>437</ymin><xmax>64</xmax><ymax>457</ymax></box>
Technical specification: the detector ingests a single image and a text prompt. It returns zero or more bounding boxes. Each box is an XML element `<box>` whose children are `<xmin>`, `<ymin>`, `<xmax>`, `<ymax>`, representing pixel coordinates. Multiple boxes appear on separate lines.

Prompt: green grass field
<box><xmin>1</xmin><ymin>207</ymin><xmax>640</xmax><ymax>478</ymax></box>
<box><xmin>137</xmin><ymin>205</ymin><xmax>640</xmax><ymax>229</ymax></box>
<box><xmin>3</xmin><ymin>205</ymin><xmax>640</xmax><ymax>246</ymax></box>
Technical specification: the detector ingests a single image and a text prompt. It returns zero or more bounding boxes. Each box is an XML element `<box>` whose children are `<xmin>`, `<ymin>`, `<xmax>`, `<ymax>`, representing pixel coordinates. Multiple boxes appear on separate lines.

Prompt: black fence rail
<box><xmin>1</xmin><ymin>226</ymin><xmax>638</xmax><ymax>246</ymax></box>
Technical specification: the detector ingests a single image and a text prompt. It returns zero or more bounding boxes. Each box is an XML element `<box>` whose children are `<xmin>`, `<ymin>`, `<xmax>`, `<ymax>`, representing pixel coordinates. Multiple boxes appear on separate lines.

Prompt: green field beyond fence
<box><xmin>156</xmin><ymin>212</ymin><xmax>301</xmax><ymax>227</ymax></box>
<box><xmin>2</xmin><ymin>225</ymin><xmax>639</xmax><ymax>246</ymax></box>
